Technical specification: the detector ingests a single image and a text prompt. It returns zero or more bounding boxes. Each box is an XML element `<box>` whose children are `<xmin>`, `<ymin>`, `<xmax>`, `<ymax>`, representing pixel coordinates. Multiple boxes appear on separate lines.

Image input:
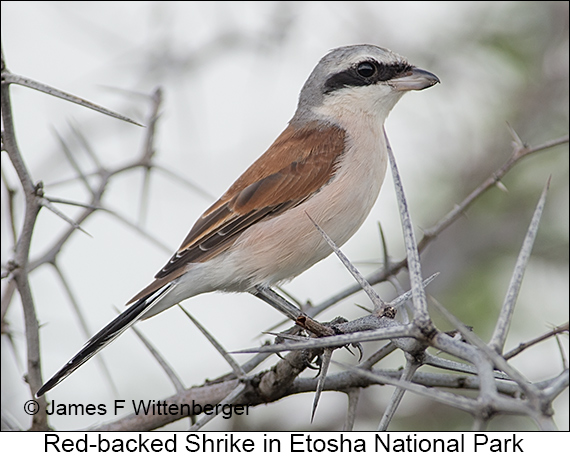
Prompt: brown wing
<box><xmin>127</xmin><ymin>122</ymin><xmax>345</xmax><ymax>305</ymax></box>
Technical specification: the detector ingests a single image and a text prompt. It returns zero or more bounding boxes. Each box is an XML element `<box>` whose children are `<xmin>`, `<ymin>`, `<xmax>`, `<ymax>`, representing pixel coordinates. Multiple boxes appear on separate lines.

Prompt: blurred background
<box><xmin>1</xmin><ymin>1</ymin><xmax>568</xmax><ymax>431</ymax></box>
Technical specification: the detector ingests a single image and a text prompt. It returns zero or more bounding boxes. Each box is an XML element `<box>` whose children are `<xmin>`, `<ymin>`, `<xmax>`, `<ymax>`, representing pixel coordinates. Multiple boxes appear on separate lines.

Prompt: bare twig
<box><xmin>385</xmin><ymin>132</ymin><xmax>431</xmax><ymax>327</ymax></box>
<box><xmin>305</xmin><ymin>211</ymin><xmax>389</xmax><ymax>313</ymax></box>
<box><xmin>178</xmin><ymin>305</ymin><xmax>245</xmax><ymax>379</ymax></box>
<box><xmin>308</xmin><ymin>134</ymin><xmax>569</xmax><ymax>319</ymax></box>
<box><xmin>53</xmin><ymin>263</ymin><xmax>117</xmax><ymax>396</ymax></box>
<box><xmin>333</xmin><ymin>361</ymin><xmax>483</xmax><ymax>415</ymax></box>
<box><xmin>2</xmin><ymin>72</ymin><xmax>143</xmax><ymax>127</ymax></box>
<box><xmin>2</xmin><ymin>49</ymin><xmax>48</xmax><ymax>429</ymax></box>
<box><xmin>489</xmin><ymin>179</ymin><xmax>550</xmax><ymax>353</ymax></box>
<box><xmin>418</xmin><ymin>134</ymin><xmax>568</xmax><ymax>250</ymax></box>
<box><xmin>38</xmin><ymin>196</ymin><xmax>92</xmax><ymax>237</ymax></box>
<box><xmin>138</xmin><ymin>88</ymin><xmax>163</xmax><ymax>226</ymax></box>
<box><xmin>128</xmin><ymin>324</ymin><xmax>186</xmax><ymax>394</ymax></box>
<box><xmin>429</xmin><ymin>298</ymin><xmax>541</xmax><ymax>401</ymax></box>
<box><xmin>504</xmin><ymin>322</ymin><xmax>569</xmax><ymax>360</ymax></box>
<box><xmin>233</xmin><ymin>324</ymin><xmax>418</xmax><ymax>354</ymax></box>
<box><xmin>53</xmin><ymin>129</ymin><xmax>94</xmax><ymax>196</ymax></box>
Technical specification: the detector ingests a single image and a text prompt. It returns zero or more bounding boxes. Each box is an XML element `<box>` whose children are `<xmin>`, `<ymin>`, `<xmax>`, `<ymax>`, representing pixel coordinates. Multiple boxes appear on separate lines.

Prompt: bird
<box><xmin>36</xmin><ymin>44</ymin><xmax>439</xmax><ymax>397</ymax></box>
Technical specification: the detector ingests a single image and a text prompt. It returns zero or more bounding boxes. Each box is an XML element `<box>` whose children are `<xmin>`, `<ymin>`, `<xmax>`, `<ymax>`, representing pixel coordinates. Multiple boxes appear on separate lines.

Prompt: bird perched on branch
<box><xmin>37</xmin><ymin>44</ymin><xmax>439</xmax><ymax>397</ymax></box>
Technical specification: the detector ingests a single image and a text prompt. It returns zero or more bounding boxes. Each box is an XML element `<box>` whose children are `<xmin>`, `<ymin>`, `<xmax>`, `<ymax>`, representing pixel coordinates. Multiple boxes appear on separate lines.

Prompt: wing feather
<box><xmin>127</xmin><ymin>122</ymin><xmax>345</xmax><ymax>304</ymax></box>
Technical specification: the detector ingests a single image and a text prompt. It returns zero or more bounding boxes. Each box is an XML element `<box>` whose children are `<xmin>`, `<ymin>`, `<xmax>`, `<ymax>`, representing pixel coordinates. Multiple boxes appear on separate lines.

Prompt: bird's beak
<box><xmin>390</xmin><ymin>67</ymin><xmax>440</xmax><ymax>91</ymax></box>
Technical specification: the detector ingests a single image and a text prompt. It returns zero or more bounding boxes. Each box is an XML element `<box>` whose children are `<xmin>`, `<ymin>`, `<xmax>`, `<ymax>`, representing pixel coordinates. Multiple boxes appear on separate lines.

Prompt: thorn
<box><xmin>377</xmin><ymin>221</ymin><xmax>390</xmax><ymax>269</ymax></box>
<box><xmin>354</xmin><ymin>303</ymin><xmax>373</xmax><ymax>314</ymax></box>
<box><xmin>353</xmin><ymin>343</ymin><xmax>364</xmax><ymax>362</ymax></box>
<box><xmin>506</xmin><ymin>122</ymin><xmax>524</xmax><ymax>149</ymax></box>
<box><xmin>311</xmin><ymin>348</ymin><xmax>332</xmax><ymax>423</ymax></box>
<box><xmin>495</xmin><ymin>181</ymin><xmax>509</xmax><ymax>193</ymax></box>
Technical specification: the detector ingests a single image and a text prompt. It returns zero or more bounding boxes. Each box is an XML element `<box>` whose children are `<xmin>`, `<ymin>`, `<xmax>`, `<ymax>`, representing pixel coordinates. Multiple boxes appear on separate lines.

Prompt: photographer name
<box><xmin>46</xmin><ymin>400</ymin><xmax>249</xmax><ymax>419</ymax></box>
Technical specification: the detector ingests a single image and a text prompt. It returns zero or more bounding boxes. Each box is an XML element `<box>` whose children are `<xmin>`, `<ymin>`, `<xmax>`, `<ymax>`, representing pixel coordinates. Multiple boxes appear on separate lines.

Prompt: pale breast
<box><xmin>212</xmin><ymin>123</ymin><xmax>389</xmax><ymax>290</ymax></box>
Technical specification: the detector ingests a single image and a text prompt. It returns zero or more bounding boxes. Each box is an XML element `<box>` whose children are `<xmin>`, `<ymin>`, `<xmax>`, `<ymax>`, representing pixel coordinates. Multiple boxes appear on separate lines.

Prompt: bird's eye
<box><xmin>356</xmin><ymin>61</ymin><xmax>376</xmax><ymax>78</ymax></box>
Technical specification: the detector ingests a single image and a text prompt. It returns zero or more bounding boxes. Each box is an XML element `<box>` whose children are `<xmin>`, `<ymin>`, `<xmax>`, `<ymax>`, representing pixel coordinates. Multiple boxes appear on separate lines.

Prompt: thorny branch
<box><xmin>1</xmin><ymin>42</ymin><xmax>568</xmax><ymax>432</ymax></box>
<box><xmin>306</xmin><ymin>134</ymin><xmax>570</xmax><ymax>319</ymax></box>
<box><xmin>2</xmin><ymin>46</ymin><xmax>48</xmax><ymax>430</ymax></box>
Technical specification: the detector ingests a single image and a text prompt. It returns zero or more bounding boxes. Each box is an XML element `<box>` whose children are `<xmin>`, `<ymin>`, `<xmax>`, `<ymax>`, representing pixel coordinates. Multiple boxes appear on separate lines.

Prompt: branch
<box><xmin>308</xmin><ymin>134</ymin><xmax>569</xmax><ymax>318</ymax></box>
<box><xmin>1</xmin><ymin>48</ymin><xmax>48</xmax><ymax>430</ymax></box>
<box><xmin>2</xmin><ymin>72</ymin><xmax>143</xmax><ymax>127</ymax></box>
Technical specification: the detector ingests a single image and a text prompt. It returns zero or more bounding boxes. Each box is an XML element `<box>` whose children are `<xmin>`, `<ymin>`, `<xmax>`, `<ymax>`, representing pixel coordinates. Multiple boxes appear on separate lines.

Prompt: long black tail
<box><xmin>36</xmin><ymin>283</ymin><xmax>174</xmax><ymax>398</ymax></box>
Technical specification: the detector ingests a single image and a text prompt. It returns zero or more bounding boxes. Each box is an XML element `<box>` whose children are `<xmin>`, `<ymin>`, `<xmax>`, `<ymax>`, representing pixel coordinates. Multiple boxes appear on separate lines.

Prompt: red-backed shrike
<box><xmin>37</xmin><ymin>44</ymin><xmax>438</xmax><ymax>397</ymax></box>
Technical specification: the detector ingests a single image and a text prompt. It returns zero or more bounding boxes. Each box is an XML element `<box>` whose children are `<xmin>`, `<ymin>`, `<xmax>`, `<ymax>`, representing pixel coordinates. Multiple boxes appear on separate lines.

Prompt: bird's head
<box><xmin>293</xmin><ymin>44</ymin><xmax>439</xmax><ymax>126</ymax></box>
